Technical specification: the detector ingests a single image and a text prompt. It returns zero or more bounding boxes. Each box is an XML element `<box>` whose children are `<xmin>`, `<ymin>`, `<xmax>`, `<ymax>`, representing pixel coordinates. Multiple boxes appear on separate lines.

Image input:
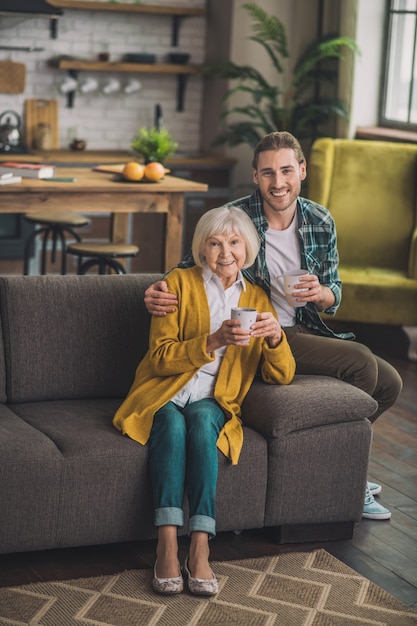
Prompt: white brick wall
<box><xmin>0</xmin><ymin>0</ymin><xmax>206</xmax><ymax>155</ymax></box>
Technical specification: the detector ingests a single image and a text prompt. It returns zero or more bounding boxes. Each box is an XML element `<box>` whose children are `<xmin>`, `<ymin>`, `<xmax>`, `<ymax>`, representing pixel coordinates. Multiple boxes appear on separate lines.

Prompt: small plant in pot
<box><xmin>131</xmin><ymin>127</ymin><xmax>178</xmax><ymax>164</ymax></box>
<box><xmin>124</xmin><ymin>127</ymin><xmax>178</xmax><ymax>181</ymax></box>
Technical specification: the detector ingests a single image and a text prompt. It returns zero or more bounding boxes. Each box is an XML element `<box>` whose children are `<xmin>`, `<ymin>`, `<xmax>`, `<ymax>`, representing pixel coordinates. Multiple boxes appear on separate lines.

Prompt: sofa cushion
<box><xmin>0</xmin><ymin>404</ymin><xmax>63</xmax><ymax>553</ymax></box>
<box><xmin>0</xmin><ymin>274</ymin><xmax>161</xmax><ymax>403</ymax></box>
<box><xmin>337</xmin><ymin>266</ymin><xmax>417</xmax><ymax>325</ymax></box>
<box><xmin>9</xmin><ymin>398</ymin><xmax>156</xmax><ymax>548</ymax></box>
<box><xmin>215</xmin><ymin>427</ymin><xmax>267</xmax><ymax>532</ymax></box>
<box><xmin>241</xmin><ymin>375</ymin><xmax>377</xmax><ymax>439</ymax></box>
<box><xmin>9</xmin><ymin>399</ymin><xmax>268</xmax><ymax>547</ymax></box>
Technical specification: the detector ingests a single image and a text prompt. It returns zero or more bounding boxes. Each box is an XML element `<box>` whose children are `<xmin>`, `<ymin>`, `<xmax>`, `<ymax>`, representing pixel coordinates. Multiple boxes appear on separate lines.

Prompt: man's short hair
<box><xmin>252</xmin><ymin>131</ymin><xmax>305</xmax><ymax>169</ymax></box>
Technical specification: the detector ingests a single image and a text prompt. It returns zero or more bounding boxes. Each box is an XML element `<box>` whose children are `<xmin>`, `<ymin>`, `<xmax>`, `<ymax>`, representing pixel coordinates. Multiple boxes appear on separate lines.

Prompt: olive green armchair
<box><xmin>307</xmin><ymin>138</ymin><xmax>417</xmax><ymax>359</ymax></box>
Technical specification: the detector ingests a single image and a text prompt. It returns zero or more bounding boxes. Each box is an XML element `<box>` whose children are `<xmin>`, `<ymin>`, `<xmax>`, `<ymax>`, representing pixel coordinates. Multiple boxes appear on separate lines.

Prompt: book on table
<box><xmin>0</xmin><ymin>174</ymin><xmax>22</xmax><ymax>185</ymax></box>
<box><xmin>0</xmin><ymin>162</ymin><xmax>56</xmax><ymax>179</ymax></box>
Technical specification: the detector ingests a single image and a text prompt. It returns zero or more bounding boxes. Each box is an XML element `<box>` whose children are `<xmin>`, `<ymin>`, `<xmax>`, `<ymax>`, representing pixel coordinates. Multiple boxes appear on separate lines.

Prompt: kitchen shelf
<box><xmin>46</xmin><ymin>1</ymin><xmax>206</xmax><ymax>45</ymax></box>
<box><xmin>51</xmin><ymin>59</ymin><xmax>202</xmax><ymax>111</ymax></box>
<box><xmin>46</xmin><ymin>2</ymin><xmax>206</xmax><ymax>109</ymax></box>
<box><xmin>47</xmin><ymin>1</ymin><xmax>205</xmax><ymax>17</ymax></box>
<box><xmin>55</xmin><ymin>59</ymin><xmax>201</xmax><ymax>74</ymax></box>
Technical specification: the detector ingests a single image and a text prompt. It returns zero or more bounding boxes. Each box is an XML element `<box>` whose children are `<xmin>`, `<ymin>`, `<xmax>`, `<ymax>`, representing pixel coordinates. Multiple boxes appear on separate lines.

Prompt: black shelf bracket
<box><xmin>171</xmin><ymin>15</ymin><xmax>182</xmax><ymax>47</ymax></box>
<box><xmin>49</xmin><ymin>17</ymin><xmax>59</xmax><ymax>39</ymax></box>
<box><xmin>66</xmin><ymin>70</ymin><xmax>79</xmax><ymax>108</ymax></box>
<box><xmin>177</xmin><ymin>74</ymin><xmax>189</xmax><ymax>112</ymax></box>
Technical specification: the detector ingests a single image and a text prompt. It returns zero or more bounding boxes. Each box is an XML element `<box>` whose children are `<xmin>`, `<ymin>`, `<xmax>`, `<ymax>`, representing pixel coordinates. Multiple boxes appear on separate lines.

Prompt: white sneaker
<box><xmin>363</xmin><ymin>484</ymin><xmax>391</xmax><ymax>520</ymax></box>
<box><xmin>368</xmin><ymin>481</ymin><xmax>382</xmax><ymax>495</ymax></box>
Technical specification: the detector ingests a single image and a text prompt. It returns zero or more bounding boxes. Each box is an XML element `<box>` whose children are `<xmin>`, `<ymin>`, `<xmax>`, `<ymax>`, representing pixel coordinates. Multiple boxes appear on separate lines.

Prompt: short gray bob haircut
<box><xmin>192</xmin><ymin>205</ymin><xmax>260</xmax><ymax>269</ymax></box>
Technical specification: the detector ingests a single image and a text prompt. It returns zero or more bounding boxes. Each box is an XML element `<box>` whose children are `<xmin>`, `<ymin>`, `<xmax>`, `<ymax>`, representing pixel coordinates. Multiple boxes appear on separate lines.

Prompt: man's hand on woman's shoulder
<box><xmin>144</xmin><ymin>280</ymin><xmax>178</xmax><ymax>316</ymax></box>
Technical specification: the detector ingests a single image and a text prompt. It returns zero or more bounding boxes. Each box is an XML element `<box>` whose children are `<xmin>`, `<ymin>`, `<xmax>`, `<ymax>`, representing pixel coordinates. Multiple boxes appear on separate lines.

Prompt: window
<box><xmin>380</xmin><ymin>0</ymin><xmax>417</xmax><ymax>129</ymax></box>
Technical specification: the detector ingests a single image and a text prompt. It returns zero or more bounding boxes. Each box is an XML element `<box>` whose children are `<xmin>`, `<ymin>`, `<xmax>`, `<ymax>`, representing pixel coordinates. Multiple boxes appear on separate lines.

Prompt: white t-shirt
<box><xmin>171</xmin><ymin>266</ymin><xmax>245</xmax><ymax>407</ymax></box>
<box><xmin>265</xmin><ymin>215</ymin><xmax>301</xmax><ymax>327</ymax></box>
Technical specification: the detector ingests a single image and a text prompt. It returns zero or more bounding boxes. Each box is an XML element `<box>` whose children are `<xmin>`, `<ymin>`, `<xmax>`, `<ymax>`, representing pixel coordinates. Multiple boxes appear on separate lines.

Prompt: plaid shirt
<box><xmin>180</xmin><ymin>190</ymin><xmax>353</xmax><ymax>339</ymax></box>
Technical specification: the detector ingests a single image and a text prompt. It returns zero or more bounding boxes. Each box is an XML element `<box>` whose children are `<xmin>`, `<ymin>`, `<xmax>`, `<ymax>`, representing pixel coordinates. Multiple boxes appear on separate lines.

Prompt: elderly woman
<box><xmin>113</xmin><ymin>206</ymin><xmax>295</xmax><ymax>596</ymax></box>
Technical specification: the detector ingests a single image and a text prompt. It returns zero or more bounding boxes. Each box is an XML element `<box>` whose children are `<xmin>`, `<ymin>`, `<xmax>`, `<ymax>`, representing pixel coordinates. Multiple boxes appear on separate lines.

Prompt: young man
<box><xmin>144</xmin><ymin>131</ymin><xmax>403</xmax><ymax>521</ymax></box>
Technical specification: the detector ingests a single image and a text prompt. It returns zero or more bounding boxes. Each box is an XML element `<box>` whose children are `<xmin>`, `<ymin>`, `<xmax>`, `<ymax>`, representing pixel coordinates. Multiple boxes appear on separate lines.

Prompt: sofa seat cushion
<box><xmin>8</xmin><ymin>398</ymin><xmax>155</xmax><ymax>548</ymax></box>
<box><xmin>215</xmin><ymin>426</ymin><xmax>267</xmax><ymax>532</ymax></box>
<box><xmin>7</xmin><ymin>398</ymin><xmax>268</xmax><ymax>547</ymax></box>
<box><xmin>336</xmin><ymin>266</ymin><xmax>417</xmax><ymax>325</ymax></box>
<box><xmin>0</xmin><ymin>404</ymin><xmax>63</xmax><ymax>553</ymax></box>
<box><xmin>242</xmin><ymin>375</ymin><xmax>377</xmax><ymax>439</ymax></box>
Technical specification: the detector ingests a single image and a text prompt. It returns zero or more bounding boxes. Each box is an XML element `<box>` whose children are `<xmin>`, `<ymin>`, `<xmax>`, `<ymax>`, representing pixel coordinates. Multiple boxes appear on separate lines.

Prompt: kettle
<box><xmin>0</xmin><ymin>110</ymin><xmax>22</xmax><ymax>151</ymax></box>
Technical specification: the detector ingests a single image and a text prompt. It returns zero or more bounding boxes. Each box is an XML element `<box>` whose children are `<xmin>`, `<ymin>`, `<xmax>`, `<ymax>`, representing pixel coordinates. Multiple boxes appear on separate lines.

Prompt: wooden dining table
<box><xmin>0</xmin><ymin>167</ymin><xmax>208</xmax><ymax>271</ymax></box>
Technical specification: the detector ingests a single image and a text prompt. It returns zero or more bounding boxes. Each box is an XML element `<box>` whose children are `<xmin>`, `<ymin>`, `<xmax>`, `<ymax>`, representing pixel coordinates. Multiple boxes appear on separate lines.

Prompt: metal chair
<box><xmin>66</xmin><ymin>241</ymin><xmax>139</xmax><ymax>274</ymax></box>
<box><xmin>23</xmin><ymin>212</ymin><xmax>90</xmax><ymax>275</ymax></box>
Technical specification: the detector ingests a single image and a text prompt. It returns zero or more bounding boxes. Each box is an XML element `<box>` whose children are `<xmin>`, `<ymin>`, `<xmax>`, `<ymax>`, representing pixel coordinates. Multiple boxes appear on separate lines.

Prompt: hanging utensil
<box><xmin>0</xmin><ymin>60</ymin><xmax>26</xmax><ymax>93</ymax></box>
<box><xmin>0</xmin><ymin>110</ymin><xmax>22</xmax><ymax>150</ymax></box>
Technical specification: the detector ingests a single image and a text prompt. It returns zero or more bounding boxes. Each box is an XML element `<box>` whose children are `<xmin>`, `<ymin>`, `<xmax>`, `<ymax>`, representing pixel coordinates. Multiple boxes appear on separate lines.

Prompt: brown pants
<box><xmin>284</xmin><ymin>324</ymin><xmax>403</xmax><ymax>422</ymax></box>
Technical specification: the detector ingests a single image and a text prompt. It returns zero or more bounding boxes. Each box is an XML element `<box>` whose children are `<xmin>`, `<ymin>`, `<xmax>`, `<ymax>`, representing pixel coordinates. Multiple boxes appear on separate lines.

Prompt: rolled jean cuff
<box><xmin>154</xmin><ymin>507</ymin><xmax>184</xmax><ymax>528</ymax></box>
<box><xmin>189</xmin><ymin>515</ymin><xmax>216</xmax><ymax>539</ymax></box>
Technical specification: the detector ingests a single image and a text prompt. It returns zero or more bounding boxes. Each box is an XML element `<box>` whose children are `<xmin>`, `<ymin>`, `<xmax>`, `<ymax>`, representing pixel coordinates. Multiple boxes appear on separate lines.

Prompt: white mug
<box><xmin>59</xmin><ymin>76</ymin><xmax>78</xmax><ymax>94</ymax></box>
<box><xmin>123</xmin><ymin>78</ymin><xmax>142</xmax><ymax>95</ymax></box>
<box><xmin>79</xmin><ymin>76</ymin><xmax>99</xmax><ymax>94</ymax></box>
<box><xmin>102</xmin><ymin>78</ymin><xmax>121</xmax><ymax>95</ymax></box>
<box><xmin>231</xmin><ymin>307</ymin><xmax>257</xmax><ymax>341</ymax></box>
<box><xmin>277</xmin><ymin>269</ymin><xmax>309</xmax><ymax>307</ymax></box>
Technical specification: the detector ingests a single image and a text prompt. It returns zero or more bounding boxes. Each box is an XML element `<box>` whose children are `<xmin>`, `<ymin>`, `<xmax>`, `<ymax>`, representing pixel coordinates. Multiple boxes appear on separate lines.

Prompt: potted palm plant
<box><xmin>202</xmin><ymin>2</ymin><xmax>360</xmax><ymax>150</ymax></box>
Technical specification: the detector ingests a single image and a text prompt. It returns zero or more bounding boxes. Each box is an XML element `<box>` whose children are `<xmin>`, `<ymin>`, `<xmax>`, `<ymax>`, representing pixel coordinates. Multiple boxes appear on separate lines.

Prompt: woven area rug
<box><xmin>1</xmin><ymin>549</ymin><xmax>416</xmax><ymax>626</ymax></box>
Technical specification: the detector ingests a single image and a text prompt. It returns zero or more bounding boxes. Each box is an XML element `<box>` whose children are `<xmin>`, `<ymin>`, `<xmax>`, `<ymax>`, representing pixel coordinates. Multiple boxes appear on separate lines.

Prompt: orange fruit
<box><xmin>144</xmin><ymin>161</ymin><xmax>166</xmax><ymax>181</ymax></box>
<box><xmin>123</xmin><ymin>162</ymin><xmax>145</xmax><ymax>181</ymax></box>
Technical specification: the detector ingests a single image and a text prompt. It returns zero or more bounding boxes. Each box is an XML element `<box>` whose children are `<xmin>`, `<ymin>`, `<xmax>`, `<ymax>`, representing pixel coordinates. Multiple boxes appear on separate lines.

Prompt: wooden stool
<box><xmin>24</xmin><ymin>212</ymin><xmax>90</xmax><ymax>275</ymax></box>
<box><xmin>67</xmin><ymin>242</ymin><xmax>139</xmax><ymax>274</ymax></box>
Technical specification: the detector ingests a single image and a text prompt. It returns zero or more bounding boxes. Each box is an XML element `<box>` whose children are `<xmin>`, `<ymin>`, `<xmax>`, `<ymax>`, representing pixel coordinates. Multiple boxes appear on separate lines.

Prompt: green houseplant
<box><xmin>202</xmin><ymin>2</ymin><xmax>360</xmax><ymax>150</ymax></box>
<box><xmin>131</xmin><ymin>127</ymin><xmax>178</xmax><ymax>164</ymax></box>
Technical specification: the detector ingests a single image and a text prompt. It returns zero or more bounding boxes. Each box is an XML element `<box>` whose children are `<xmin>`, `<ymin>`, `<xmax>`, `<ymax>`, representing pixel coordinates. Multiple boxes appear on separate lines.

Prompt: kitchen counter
<box><xmin>0</xmin><ymin>150</ymin><xmax>236</xmax><ymax>168</ymax></box>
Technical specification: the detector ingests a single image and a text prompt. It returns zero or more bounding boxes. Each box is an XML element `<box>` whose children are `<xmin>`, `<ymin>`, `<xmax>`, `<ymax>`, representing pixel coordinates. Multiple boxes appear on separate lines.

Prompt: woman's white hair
<box><xmin>192</xmin><ymin>205</ymin><xmax>260</xmax><ymax>269</ymax></box>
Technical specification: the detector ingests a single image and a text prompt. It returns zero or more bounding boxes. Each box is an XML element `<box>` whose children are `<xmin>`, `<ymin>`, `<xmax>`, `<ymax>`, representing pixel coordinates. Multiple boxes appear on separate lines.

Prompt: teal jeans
<box><xmin>148</xmin><ymin>398</ymin><xmax>226</xmax><ymax>538</ymax></box>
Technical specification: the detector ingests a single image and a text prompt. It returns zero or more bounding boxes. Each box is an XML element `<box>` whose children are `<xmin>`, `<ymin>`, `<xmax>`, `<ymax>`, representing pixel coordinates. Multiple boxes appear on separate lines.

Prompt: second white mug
<box><xmin>123</xmin><ymin>78</ymin><xmax>142</xmax><ymax>94</ymax></box>
<box><xmin>277</xmin><ymin>269</ymin><xmax>309</xmax><ymax>307</ymax></box>
<box><xmin>79</xmin><ymin>76</ymin><xmax>99</xmax><ymax>94</ymax></box>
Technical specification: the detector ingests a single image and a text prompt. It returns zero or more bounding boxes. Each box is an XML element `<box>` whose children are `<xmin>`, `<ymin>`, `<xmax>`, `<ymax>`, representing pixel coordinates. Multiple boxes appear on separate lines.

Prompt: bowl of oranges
<box><xmin>122</xmin><ymin>161</ymin><xmax>167</xmax><ymax>182</ymax></box>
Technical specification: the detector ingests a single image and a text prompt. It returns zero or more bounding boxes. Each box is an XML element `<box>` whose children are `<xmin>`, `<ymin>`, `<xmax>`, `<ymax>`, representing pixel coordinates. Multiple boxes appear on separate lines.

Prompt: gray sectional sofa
<box><xmin>0</xmin><ymin>274</ymin><xmax>376</xmax><ymax>555</ymax></box>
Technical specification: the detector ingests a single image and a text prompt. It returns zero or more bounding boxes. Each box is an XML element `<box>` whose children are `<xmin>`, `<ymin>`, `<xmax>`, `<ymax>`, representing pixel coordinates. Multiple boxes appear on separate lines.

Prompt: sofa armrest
<box><xmin>307</xmin><ymin>138</ymin><xmax>335</xmax><ymax>206</ymax></box>
<box><xmin>241</xmin><ymin>375</ymin><xmax>377</xmax><ymax>439</ymax></box>
<box><xmin>408</xmin><ymin>227</ymin><xmax>417</xmax><ymax>279</ymax></box>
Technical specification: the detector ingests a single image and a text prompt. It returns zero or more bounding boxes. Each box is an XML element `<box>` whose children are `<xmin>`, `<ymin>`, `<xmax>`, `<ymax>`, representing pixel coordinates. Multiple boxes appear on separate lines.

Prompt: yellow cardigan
<box><xmin>113</xmin><ymin>266</ymin><xmax>295</xmax><ymax>464</ymax></box>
